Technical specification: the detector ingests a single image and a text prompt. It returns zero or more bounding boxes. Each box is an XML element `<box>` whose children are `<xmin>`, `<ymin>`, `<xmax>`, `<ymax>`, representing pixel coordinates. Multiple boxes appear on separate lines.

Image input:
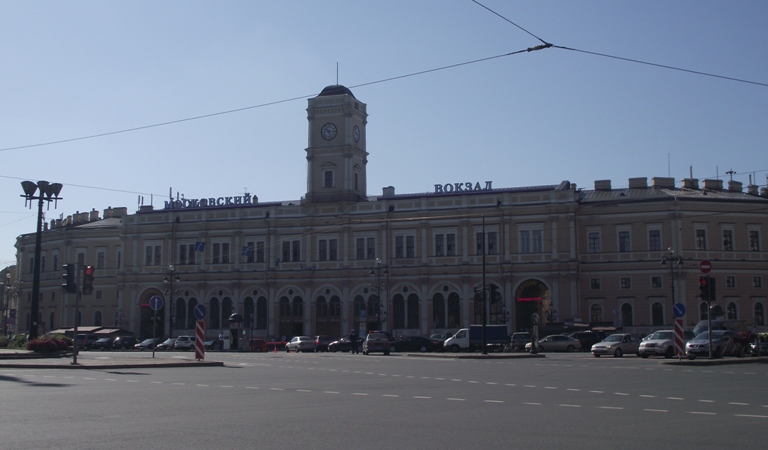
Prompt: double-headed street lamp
<box><xmin>20</xmin><ymin>180</ymin><xmax>63</xmax><ymax>339</ymax></box>
<box><xmin>660</xmin><ymin>248</ymin><xmax>683</xmax><ymax>321</ymax></box>
<box><xmin>163</xmin><ymin>265</ymin><xmax>180</xmax><ymax>337</ymax></box>
<box><xmin>369</xmin><ymin>258</ymin><xmax>388</xmax><ymax>331</ymax></box>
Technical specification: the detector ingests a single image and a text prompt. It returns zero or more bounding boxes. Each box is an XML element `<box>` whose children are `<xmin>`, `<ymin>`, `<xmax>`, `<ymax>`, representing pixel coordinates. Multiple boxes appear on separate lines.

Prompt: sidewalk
<box><xmin>0</xmin><ymin>348</ymin><xmax>223</xmax><ymax>369</ymax></box>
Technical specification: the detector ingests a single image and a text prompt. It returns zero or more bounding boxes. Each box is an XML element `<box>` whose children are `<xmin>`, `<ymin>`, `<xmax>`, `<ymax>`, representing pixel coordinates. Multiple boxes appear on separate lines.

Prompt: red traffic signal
<box><xmin>82</xmin><ymin>265</ymin><xmax>95</xmax><ymax>295</ymax></box>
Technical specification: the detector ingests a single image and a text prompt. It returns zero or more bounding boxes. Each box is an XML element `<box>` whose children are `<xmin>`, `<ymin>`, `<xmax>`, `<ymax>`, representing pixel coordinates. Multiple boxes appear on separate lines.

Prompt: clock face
<box><xmin>353</xmin><ymin>125</ymin><xmax>360</xmax><ymax>142</ymax></box>
<box><xmin>321</xmin><ymin>123</ymin><xmax>337</xmax><ymax>141</ymax></box>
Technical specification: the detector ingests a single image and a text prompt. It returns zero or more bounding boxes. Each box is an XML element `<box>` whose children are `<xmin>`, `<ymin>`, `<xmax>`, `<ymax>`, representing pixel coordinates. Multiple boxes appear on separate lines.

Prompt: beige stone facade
<box><xmin>14</xmin><ymin>86</ymin><xmax>768</xmax><ymax>342</ymax></box>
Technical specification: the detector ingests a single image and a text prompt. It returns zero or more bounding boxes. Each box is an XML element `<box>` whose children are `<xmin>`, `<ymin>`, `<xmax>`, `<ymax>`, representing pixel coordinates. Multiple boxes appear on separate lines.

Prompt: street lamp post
<box><xmin>163</xmin><ymin>265</ymin><xmax>180</xmax><ymax>337</ymax></box>
<box><xmin>660</xmin><ymin>248</ymin><xmax>683</xmax><ymax>322</ymax></box>
<box><xmin>3</xmin><ymin>273</ymin><xmax>10</xmax><ymax>337</ymax></box>
<box><xmin>369</xmin><ymin>258</ymin><xmax>388</xmax><ymax>331</ymax></box>
<box><xmin>20</xmin><ymin>180</ymin><xmax>63</xmax><ymax>340</ymax></box>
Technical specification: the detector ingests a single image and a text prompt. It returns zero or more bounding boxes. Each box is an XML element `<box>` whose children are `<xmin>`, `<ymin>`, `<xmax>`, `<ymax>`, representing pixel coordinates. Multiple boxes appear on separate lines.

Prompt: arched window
<box><xmin>621</xmin><ymin>303</ymin><xmax>633</xmax><ymax>327</ymax></box>
<box><xmin>433</xmin><ymin>293</ymin><xmax>446</xmax><ymax>329</ymax></box>
<box><xmin>292</xmin><ymin>297</ymin><xmax>303</xmax><ymax>318</ymax></box>
<box><xmin>473</xmin><ymin>289</ymin><xmax>484</xmax><ymax>324</ymax></box>
<box><xmin>256</xmin><ymin>296</ymin><xmax>268</xmax><ymax>330</ymax></box>
<box><xmin>755</xmin><ymin>302</ymin><xmax>765</xmax><ymax>326</ymax></box>
<box><xmin>210</xmin><ymin>297</ymin><xmax>220</xmax><ymax>329</ymax></box>
<box><xmin>488</xmin><ymin>285</ymin><xmax>503</xmax><ymax>325</ymax></box>
<box><xmin>316</xmin><ymin>296</ymin><xmax>328</xmax><ymax>319</ymax></box>
<box><xmin>393</xmin><ymin>294</ymin><xmax>405</xmax><ymax>329</ymax></box>
<box><xmin>176</xmin><ymin>299</ymin><xmax>186</xmax><ymax>329</ymax></box>
<box><xmin>727</xmin><ymin>302</ymin><xmax>737</xmax><ymax>320</ymax></box>
<box><xmin>407</xmin><ymin>294</ymin><xmax>420</xmax><ymax>329</ymax></box>
<box><xmin>590</xmin><ymin>304</ymin><xmax>602</xmax><ymax>323</ymax></box>
<box><xmin>94</xmin><ymin>311</ymin><xmax>102</xmax><ymax>327</ymax></box>
<box><xmin>699</xmin><ymin>301</ymin><xmax>709</xmax><ymax>320</ymax></box>
<box><xmin>353</xmin><ymin>295</ymin><xmax>365</xmax><ymax>328</ymax></box>
<box><xmin>244</xmin><ymin>297</ymin><xmax>254</xmax><ymax>328</ymax></box>
<box><xmin>447</xmin><ymin>292</ymin><xmax>461</xmax><ymax>328</ymax></box>
<box><xmin>222</xmin><ymin>297</ymin><xmax>233</xmax><ymax>318</ymax></box>
<box><xmin>329</xmin><ymin>295</ymin><xmax>341</xmax><ymax>319</ymax></box>
<box><xmin>651</xmin><ymin>302</ymin><xmax>664</xmax><ymax>326</ymax></box>
<box><xmin>187</xmin><ymin>298</ymin><xmax>198</xmax><ymax>330</ymax></box>
<box><xmin>279</xmin><ymin>297</ymin><xmax>291</xmax><ymax>318</ymax></box>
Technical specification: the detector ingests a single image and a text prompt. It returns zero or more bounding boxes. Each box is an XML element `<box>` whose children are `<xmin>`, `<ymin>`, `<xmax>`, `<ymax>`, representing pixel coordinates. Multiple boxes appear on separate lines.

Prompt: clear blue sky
<box><xmin>1</xmin><ymin>1</ymin><xmax>766</xmax><ymax>269</ymax></box>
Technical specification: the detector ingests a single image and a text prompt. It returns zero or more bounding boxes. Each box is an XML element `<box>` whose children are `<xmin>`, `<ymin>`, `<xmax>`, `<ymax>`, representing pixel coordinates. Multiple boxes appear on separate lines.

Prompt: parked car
<box><xmin>92</xmin><ymin>337</ymin><xmax>114</xmax><ymax>351</ymax></box>
<box><xmin>751</xmin><ymin>334</ymin><xmax>768</xmax><ymax>356</ymax></box>
<box><xmin>685</xmin><ymin>330</ymin><xmax>745</xmax><ymax>359</ymax></box>
<box><xmin>174</xmin><ymin>335</ymin><xmax>195</xmax><ymax>351</ymax></box>
<box><xmin>249</xmin><ymin>338</ymin><xmax>267</xmax><ymax>352</ymax></box>
<box><xmin>327</xmin><ymin>337</ymin><xmax>362</xmax><ymax>353</ymax></box>
<box><xmin>363</xmin><ymin>332</ymin><xmax>392</xmax><ymax>355</ymax></box>
<box><xmin>285</xmin><ymin>336</ymin><xmax>316</xmax><ymax>353</ymax></box>
<box><xmin>525</xmin><ymin>335</ymin><xmax>581</xmax><ymax>352</ymax></box>
<box><xmin>156</xmin><ymin>337</ymin><xmax>177</xmax><ymax>351</ymax></box>
<box><xmin>134</xmin><ymin>338</ymin><xmax>161</xmax><ymax>350</ymax></box>
<box><xmin>591</xmin><ymin>333</ymin><xmax>641</xmax><ymax>357</ymax></box>
<box><xmin>509</xmin><ymin>332</ymin><xmax>532</xmax><ymax>351</ymax></box>
<box><xmin>75</xmin><ymin>334</ymin><xmax>99</xmax><ymax>349</ymax></box>
<box><xmin>314</xmin><ymin>335</ymin><xmax>334</xmax><ymax>352</ymax></box>
<box><xmin>638</xmin><ymin>330</ymin><xmax>695</xmax><ymax>358</ymax></box>
<box><xmin>428</xmin><ymin>332</ymin><xmax>454</xmax><ymax>352</ymax></box>
<box><xmin>392</xmin><ymin>336</ymin><xmax>437</xmax><ymax>353</ymax></box>
<box><xmin>568</xmin><ymin>331</ymin><xmax>603</xmax><ymax>352</ymax></box>
<box><xmin>112</xmin><ymin>336</ymin><xmax>138</xmax><ymax>350</ymax></box>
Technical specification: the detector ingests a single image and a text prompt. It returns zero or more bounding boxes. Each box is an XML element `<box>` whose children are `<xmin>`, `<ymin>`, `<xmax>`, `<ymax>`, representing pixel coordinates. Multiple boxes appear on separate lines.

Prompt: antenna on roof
<box><xmin>336</xmin><ymin>62</ymin><xmax>339</xmax><ymax>85</ymax></box>
<box><xmin>726</xmin><ymin>169</ymin><xmax>735</xmax><ymax>181</ymax></box>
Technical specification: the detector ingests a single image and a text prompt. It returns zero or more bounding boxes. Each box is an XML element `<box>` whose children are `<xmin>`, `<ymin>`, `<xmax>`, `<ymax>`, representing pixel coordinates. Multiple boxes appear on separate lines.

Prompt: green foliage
<box><xmin>8</xmin><ymin>335</ymin><xmax>27</xmax><ymax>348</ymax></box>
<box><xmin>0</xmin><ymin>335</ymin><xmax>8</xmax><ymax>347</ymax></box>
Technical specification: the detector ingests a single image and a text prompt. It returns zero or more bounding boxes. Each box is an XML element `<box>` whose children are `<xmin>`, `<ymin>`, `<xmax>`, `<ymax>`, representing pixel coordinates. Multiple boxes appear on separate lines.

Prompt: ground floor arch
<box><xmin>514</xmin><ymin>279</ymin><xmax>550</xmax><ymax>332</ymax></box>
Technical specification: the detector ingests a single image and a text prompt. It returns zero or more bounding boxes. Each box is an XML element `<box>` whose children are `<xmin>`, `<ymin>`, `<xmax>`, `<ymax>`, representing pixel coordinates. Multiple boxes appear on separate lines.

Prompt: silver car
<box><xmin>285</xmin><ymin>336</ymin><xmax>317</xmax><ymax>353</ymax></box>
<box><xmin>638</xmin><ymin>330</ymin><xmax>695</xmax><ymax>358</ymax></box>
<box><xmin>685</xmin><ymin>330</ymin><xmax>745</xmax><ymax>359</ymax></box>
<box><xmin>525</xmin><ymin>335</ymin><xmax>581</xmax><ymax>352</ymax></box>
<box><xmin>591</xmin><ymin>333</ymin><xmax>641</xmax><ymax>357</ymax></box>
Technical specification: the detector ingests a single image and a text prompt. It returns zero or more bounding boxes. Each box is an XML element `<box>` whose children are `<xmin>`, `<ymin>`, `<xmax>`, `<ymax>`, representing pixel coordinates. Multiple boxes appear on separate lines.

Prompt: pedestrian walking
<box><xmin>349</xmin><ymin>329</ymin><xmax>358</xmax><ymax>354</ymax></box>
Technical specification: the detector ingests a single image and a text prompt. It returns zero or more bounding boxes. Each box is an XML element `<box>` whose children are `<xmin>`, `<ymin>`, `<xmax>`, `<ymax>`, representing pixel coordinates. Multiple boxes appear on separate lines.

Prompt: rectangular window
<box><xmin>753</xmin><ymin>276</ymin><xmax>763</xmax><ymax>288</ymax></box>
<box><xmin>695</xmin><ymin>229</ymin><xmax>707</xmax><ymax>250</ymax></box>
<box><xmin>223</xmin><ymin>243</ymin><xmax>230</xmax><ymax>264</ymax></box>
<box><xmin>366</xmin><ymin>237</ymin><xmax>375</xmax><ymax>260</ymax></box>
<box><xmin>590</xmin><ymin>278</ymin><xmax>601</xmax><ymax>290</ymax></box>
<box><xmin>750</xmin><ymin>230</ymin><xmax>760</xmax><ymax>251</ymax></box>
<box><xmin>282</xmin><ymin>241</ymin><xmax>291</xmax><ymax>262</ymax></box>
<box><xmin>648</xmin><ymin>229</ymin><xmax>661</xmax><ymax>251</ymax></box>
<box><xmin>476</xmin><ymin>232</ymin><xmax>484</xmax><ymax>255</ymax></box>
<box><xmin>213</xmin><ymin>243</ymin><xmax>221</xmax><ymax>264</ymax></box>
<box><xmin>520</xmin><ymin>230</ymin><xmax>531</xmax><ymax>254</ymax></box>
<box><xmin>651</xmin><ymin>276</ymin><xmax>662</xmax><ymax>288</ymax></box>
<box><xmin>291</xmin><ymin>240</ymin><xmax>300</xmax><ymax>262</ymax></box>
<box><xmin>588</xmin><ymin>232</ymin><xmax>601</xmax><ymax>253</ymax></box>
<box><xmin>395</xmin><ymin>236</ymin><xmax>404</xmax><ymax>259</ymax></box>
<box><xmin>532</xmin><ymin>230</ymin><xmax>542</xmax><ymax>253</ymax></box>
<box><xmin>319</xmin><ymin>239</ymin><xmax>328</xmax><ymax>261</ymax></box>
<box><xmin>446</xmin><ymin>233</ymin><xmax>455</xmax><ymax>256</ymax></box>
<box><xmin>97</xmin><ymin>251</ymin><xmax>105</xmax><ymax>269</ymax></box>
<box><xmin>256</xmin><ymin>242</ymin><xmax>265</xmax><ymax>263</ymax></box>
<box><xmin>154</xmin><ymin>246</ymin><xmax>161</xmax><ymax>266</ymax></box>
<box><xmin>477</xmin><ymin>231</ymin><xmax>498</xmax><ymax>255</ymax></box>
<box><xmin>323</xmin><ymin>170</ymin><xmax>334</xmax><ymax>188</ymax></box>
<box><xmin>618</xmin><ymin>231</ymin><xmax>631</xmax><ymax>252</ymax></box>
<box><xmin>245</xmin><ymin>241</ymin><xmax>255</xmax><ymax>263</ymax></box>
<box><xmin>179</xmin><ymin>244</ymin><xmax>187</xmax><ymax>265</ymax></box>
<box><xmin>722</xmin><ymin>230</ymin><xmax>734</xmax><ymax>251</ymax></box>
<box><xmin>356</xmin><ymin>238</ymin><xmax>365</xmax><ymax>260</ymax></box>
<box><xmin>52</xmin><ymin>255</ymin><xmax>58</xmax><ymax>273</ymax></box>
<box><xmin>620</xmin><ymin>277</ymin><xmax>631</xmax><ymax>289</ymax></box>
<box><xmin>144</xmin><ymin>246</ymin><xmax>161</xmax><ymax>266</ymax></box>
<box><xmin>145</xmin><ymin>246</ymin><xmax>152</xmax><ymax>266</ymax></box>
<box><xmin>329</xmin><ymin>239</ymin><xmax>337</xmax><ymax>261</ymax></box>
<box><xmin>726</xmin><ymin>276</ymin><xmax>736</xmax><ymax>288</ymax></box>
<box><xmin>435</xmin><ymin>234</ymin><xmax>444</xmax><ymax>257</ymax></box>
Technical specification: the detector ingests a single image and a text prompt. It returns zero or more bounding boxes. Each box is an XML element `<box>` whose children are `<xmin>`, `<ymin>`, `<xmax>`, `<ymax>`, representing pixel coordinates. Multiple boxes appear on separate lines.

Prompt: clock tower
<box><xmin>305</xmin><ymin>85</ymin><xmax>368</xmax><ymax>203</ymax></box>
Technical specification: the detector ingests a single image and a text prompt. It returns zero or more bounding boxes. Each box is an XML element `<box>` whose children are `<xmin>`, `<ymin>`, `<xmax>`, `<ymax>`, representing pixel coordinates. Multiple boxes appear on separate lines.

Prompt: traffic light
<box><xmin>699</xmin><ymin>276</ymin><xmax>709</xmax><ymax>301</ymax></box>
<box><xmin>82</xmin><ymin>265</ymin><xmax>95</xmax><ymax>295</ymax></box>
<box><xmin>62</xmin><ymin>264</ymin><xmax>76</xmax><ymax>293</ymax></box>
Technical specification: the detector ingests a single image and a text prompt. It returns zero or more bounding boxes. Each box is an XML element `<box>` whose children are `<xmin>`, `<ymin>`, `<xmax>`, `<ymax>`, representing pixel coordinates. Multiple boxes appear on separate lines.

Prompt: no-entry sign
<box><xmin>700</xmin><ymin>260</ymin><xmax>712</xmax><ymax>274</ymax></box>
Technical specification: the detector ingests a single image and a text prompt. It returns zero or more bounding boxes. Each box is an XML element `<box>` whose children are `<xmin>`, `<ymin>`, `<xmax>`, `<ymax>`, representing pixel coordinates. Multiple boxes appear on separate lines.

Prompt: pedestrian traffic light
<box><xmin>699</xmin><ymin>276</ymin><xmax>709</xmax><ymax>301</ymax></box>
<box><xmin>62</xmin><ymin>264</ymin><xmax>76</xmax><ymax>293</ymax></box>
<box><xmin>82</xmin><ymin>265</ymin><xmax>95</xmax><ymax>295</ymax></box>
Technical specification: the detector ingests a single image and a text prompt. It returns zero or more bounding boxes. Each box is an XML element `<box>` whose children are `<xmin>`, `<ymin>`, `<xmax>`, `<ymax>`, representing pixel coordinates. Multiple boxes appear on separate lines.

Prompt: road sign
<box><xmin>673</xmin><ymin>303</ymin><xmax>686</xmax><ymax>318</ymax></box>
<box><xmin>194</xmin><ymin>303</ymin><xmax>207</xmax><ymax>320</ymax></box>
<box><xmin>149</xmin><ymin>296</ymin><xmax>164</xmax><ymax>311</ymax></box>
<box><xmin>700</xmin><ymin>260</ymin><xmax>712</xmax><ymax>274</ymax></box>
<box><xmin>359</xmin><ymin>310</ymin><xmax>366</xmax><ymax>319</ymax></box>
<box><xmin>673</xmin><ymin>318</ymin><xmax>685</xmax><ymax>357</ymax></box>
<box><xmin>195</xmin><ymin>320</ymin><xmax>205</xmax><ymax>360</ymax></box>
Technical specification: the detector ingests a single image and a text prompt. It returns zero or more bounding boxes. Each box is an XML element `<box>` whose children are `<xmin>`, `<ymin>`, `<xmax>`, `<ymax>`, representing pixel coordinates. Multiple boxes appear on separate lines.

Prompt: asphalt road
<box><xmin>1</xmin><ymin>351</ymin><xmax>766</xmax><ymax>449</ymax></box>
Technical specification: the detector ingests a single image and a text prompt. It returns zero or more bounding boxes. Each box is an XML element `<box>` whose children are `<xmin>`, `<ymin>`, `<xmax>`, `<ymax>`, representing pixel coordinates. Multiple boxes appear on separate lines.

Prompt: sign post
<box><xmin>194</xmin><ymin>304</ymin><xmax>207</xmax><ymax>360</ymax></box>
<box><xmin>149</xmin><ymin>295</ymin><xmax>163</xmax><ymax>359</ymax></box>
<box><xmin>700</xmin><ymin>260</ymin><xmax>714</xmax><ymax>358</ymax></box>
<box><xmin>673</xmin><ymin>302</ymin><xmax>686</xmax><ymax>359</ymax></box>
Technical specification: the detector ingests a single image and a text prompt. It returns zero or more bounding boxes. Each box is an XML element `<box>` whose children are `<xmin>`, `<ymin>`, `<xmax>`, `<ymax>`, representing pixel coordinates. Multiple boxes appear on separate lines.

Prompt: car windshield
<box><xmin>140</xmin><ymin>339</ymin><xmax>155</xmax><ymax>344</ymax></box>
<box><xmin>650</xmin><ymin>331</ymin><xmax>673</xmax><ymax>340</ymax></box>
<box><xmin>604</xmin><ymin>335</ymin><xmax>622</xmax><ymax>342</ymax></box>
<box><xmin>695</xmin><ymin>331</ymin><xmax>726</xmax><ymax>340</ymax></box>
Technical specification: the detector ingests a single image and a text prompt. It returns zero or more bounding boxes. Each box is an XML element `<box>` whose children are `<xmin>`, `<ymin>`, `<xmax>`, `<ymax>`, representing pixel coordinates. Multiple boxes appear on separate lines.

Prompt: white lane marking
<box><xmin>451</xmin><ymin>379</ymin><xmax>462</xmax><ymax>382</ymax></box>
<box><xmin>729</xmin><ymin>402</ymin><xmax>749</xmax><ymax>406</ymax></box>
<box><xmin>644</xmin><ymin>409</ymin><xmax>668</xmax><ymax>413</ymax></box>
<box><xmin>220</xmin><ymin>385</ymin><xmax>233</xmax><ymax>388</ymax></box>
<box><xmin>640</xmin><ymin>395</ymin><xmax>656</xmax><ymax>398</ymax></box>
<box><xmin>559</xmin><ymin>404</ymin><xmax>581</xmax><ymax>408</ymax></box>
<box><xmin>382</xmin><ymin>394</ymin><xmax>399</xmax><ymax>398</ymax></box>
<box><xmin>523</xmin><ymin>402</ymin><xmax>541</xmax><ymax>406</ymax></box>
<box><xmin>245</xmin><ymin>387</ymin><xmax>259</xmax><ymax>390</ymax></box>
<box><xmin>484</xmin><ymin>400</ymin><xmax>504</xmax><ymax>404</ymax></box>
<box><xmin>545</xmin><ymin>387</ymin><xmax>558</xmax><ymax>390</ymax></box>
<box><xmin>689</xmin><ymin>411</ymin><xmax>716</xmax><ymax>415</ymax></box>
<box><xmin>486</xmin><ymin>382</ymin><xmax>497</xmax><ymax>385</ymax></box>
<box><xmin>447</xmin><ymin>398</ymin><xmax>466</xmax><ymax>401</ymax></box>
<box><xmin>172</xmin><ymin>382</ymin><xmax>185</xmax><ymax>386</ymax></box>
<box><xmin>324</xmin><ymin>391</ymin><xmax>340</xmax><ymax>394</ymax></box>
<box><xmin>151</xmin><ymin>381</ymin><xmax>162</xmax><ymax>384</ymax></box>
<box><xmin>598</xmin><ymin>406</ymin><xmax>623</xmax><ymax>410</ymax></box>
<box><xmin>296</xmin><ymin>389</ymin><xmax>311</xmax><ymax>392</ymax></box>
<box><xmin>567</xmin><ymin>389</ymin><xmax>581</xmax><ymax>392</ymax></box>
<box><xmin>84</xmin><ymin>377</ymin><xmax>96</xmax><ymax>380</ymax></box>
<box><xmin>353</xmin><ymin>393</ymin><xmax>369</xmax><ymax>396</ymax></box>
<box><xmin>524</xmin><ymin>385</ymin><xmax>536</xmax><ymax>388</ymax></box>
<box><xmin>613</xmin><ymin>392</ymin><xmax>629</xmax><ymax>396</ymax></box>
<box><xmin>735</xmin><ymin>414</ymin><xmax>768</xmax><ymax>419</ymax></box>
<box><xmin>468</xmin><ymin>381</ymin><xmax>479</xmax><ymax>384</ymax></box>
<box><xmin>590</xmin><ymin>390</ymin><xmax>604</xmax><ymax>394</ymax></box>
<box><xmin>196</xmin><ymin>384</ymin><xmax>209</xmax><ymax>387</ymax></box>
<box><xmin>667</xmin><ymin>397</ymin><xmax>684</xmax><ymax>400</ymax></box>
<box><xmin>505</xmin><ymin>384</ymin><xmax>516</xmax><ymax>387</ymax></box>
<box><xmin>126</xmin><ymin>380</ymin><xmax>139</xmax><ymax>383</ymax></box>
<box><xmin>104</xmin><ymin>378</ymin><xmax>117</xmax><ymax>382</ymax></box>
<box><xmin>698</xmin><ymin>400</ymin><xmax>715</xmax><ymax>403</ymax></box>
<box><xmin>270</xmin><ymin>388</ymin><xmax>284</xmax><ymax>391</ymax></box>
<box><xmin>414</xmin><ymin>396</ymin><xmax>431</xmax><ymax>399</ymax></box>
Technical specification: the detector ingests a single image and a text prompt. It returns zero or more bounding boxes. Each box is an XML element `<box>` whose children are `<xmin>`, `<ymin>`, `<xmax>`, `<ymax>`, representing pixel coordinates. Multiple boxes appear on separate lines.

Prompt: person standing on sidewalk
<box><xmin>349</xmin><ymin>329</ymin><xmax>358</xmax><ymax>354</ymax></box>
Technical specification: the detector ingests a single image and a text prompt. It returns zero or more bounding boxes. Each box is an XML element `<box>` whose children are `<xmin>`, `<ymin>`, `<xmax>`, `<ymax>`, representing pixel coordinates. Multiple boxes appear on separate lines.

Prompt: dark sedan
<box><xmin>92</xmin><ymin>337</ymin><xmax>114</xmax><ymax>351</ymax></box>
<box><xmin>327</xmin><ymin>337</ymin><xmax>362</xmax><ymax>353</ymax></box>
<box><xmin>112</xmin><ymin>336</ymin><xmax>138</xmax><ymax>350</ymax></box>
<box><xmin>392</xmin><ymin>336</ymin><xmax>437</xmax><ymax>353</ymax></box>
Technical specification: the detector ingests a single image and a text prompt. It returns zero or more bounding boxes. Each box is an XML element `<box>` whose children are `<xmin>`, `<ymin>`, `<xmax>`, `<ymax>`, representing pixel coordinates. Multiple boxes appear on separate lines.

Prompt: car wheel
<box><xmin>285</xmin><ymin>347</ymin><xmax>290</xmax><ymax>353</ymax></box>
<box><xmin>384</xmin><ymin>351</ymin><xmax>390</xmax><ymax>356</ymax></box>
<box><xmin>330</xmin><ymin>347</ymin><xmax>337</xmax><ymax>353</ymax></box>
<box><xmin>566</xmin><ymin>345</ymin><xmax>575</xmax><ymax>352</ymax></box>
<box><xmin>420</xmin><ymin>345</ymin><xmax>427</xmax><ymax>353</ymax></box>
<box><xmin>665</xmin><ymin>347</ymin><xmax>674</xmax><ymax>359</ymax></box>
<box><xmin>640</xmin><ymin>353</ymin><xmax>649</xmax><ymax>358</ymax></box>
<box><xmin>614</xmin><ymin>348</ymin><xmax>623</xmax><ymax>357</ymax></box>
<box><xmin>450</xmin><ymin>345</ymin><xmax>460</xmax><ymax>353</ymax></box>
<box><xmin>714</xmin><ymin>347</ymin><xmax>723</xmax><ymax>358</ymax></box>
<box><xmin>687</xmin><ymin>354</ymin><xmax>696</xmax><ymax>360</ymax></box>
<box><xmin>390</xmin><ymin>345</ymin><xmax>396</xmax><ymax>353</ymax></box>
<box><xmin>593</xmin><ymin>354</ymin><xmax>601</xmax><ymax>357</ymax></box>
